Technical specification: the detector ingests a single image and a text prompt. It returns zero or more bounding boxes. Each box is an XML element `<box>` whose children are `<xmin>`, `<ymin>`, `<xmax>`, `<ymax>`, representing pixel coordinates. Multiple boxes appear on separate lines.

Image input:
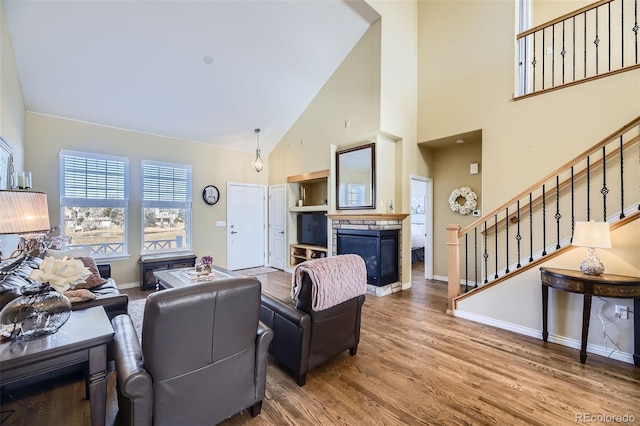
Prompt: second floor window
<box><xmin>141</xmin><ymin>160</ymin><xmax>192</xmax><ymax>253</ymax></box>
<box><xmin>60</xmin><ymin>150</ymin><xmax>129</xmax><ymax>258</ymax></box>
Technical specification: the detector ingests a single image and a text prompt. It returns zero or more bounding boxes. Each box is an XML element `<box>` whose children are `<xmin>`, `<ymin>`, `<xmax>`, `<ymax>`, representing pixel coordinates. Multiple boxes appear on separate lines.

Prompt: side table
<box><xmin>0</xmin><ymin>306</ymin><xmax>114</xmax><ymax>426</ymax></box>
<box><xmin>540</xmin><ymin>267</ymin><xmax>640</xmax><ymax>366</ymax></box>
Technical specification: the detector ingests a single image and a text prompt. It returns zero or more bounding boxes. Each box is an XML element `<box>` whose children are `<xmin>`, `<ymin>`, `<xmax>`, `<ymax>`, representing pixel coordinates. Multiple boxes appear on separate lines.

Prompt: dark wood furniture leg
<box><xmin>580</xmin><ymin>294</ymin><xmax>593</xmax><ymax>364</ymax></box>
<box><xmin>87</xmin><ymin>344</ymin><xmax>108</xmax><ymax>426</ymax></box>
<box><xmin>634</xmin><ymin>298</ymin><xmax>640</xmax><ymax>367</ymax></box>
<box><xmin>542</xmin><ymin>284</ymin><xmax>549</xmax><ymax>342</ymax></box>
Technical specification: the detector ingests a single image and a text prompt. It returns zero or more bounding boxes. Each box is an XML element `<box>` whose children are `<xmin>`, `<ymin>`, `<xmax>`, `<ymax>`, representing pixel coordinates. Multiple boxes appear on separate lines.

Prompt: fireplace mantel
<box><xmin>327</xmin><ymin>213</ymin><xmax>408</xmax><ymax>221</ymax></box>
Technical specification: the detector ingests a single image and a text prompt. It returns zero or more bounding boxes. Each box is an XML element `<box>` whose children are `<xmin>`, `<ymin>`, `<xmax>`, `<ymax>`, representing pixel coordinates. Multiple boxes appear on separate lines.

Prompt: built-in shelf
<box><xmin>289</xmin><ymin>205</ymin><xmax>329</xmax><ymax>213</ymax></box>
<box><xmin>290</xmin><ymin>243</ymin><xmax>328</xmax><ymax>266</ymax></box>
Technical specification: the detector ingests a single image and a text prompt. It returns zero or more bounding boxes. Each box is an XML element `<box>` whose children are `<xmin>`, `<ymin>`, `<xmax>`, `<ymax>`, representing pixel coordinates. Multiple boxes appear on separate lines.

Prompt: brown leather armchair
<box><xmin>259</xmin><ymin>271</ymin><xmax>365</xmax><ymax>386</ymax></box>
<box><xmin>111</xmin><ymin>277</ymin><xmax>273</xmax><ymax>426</ymax></box>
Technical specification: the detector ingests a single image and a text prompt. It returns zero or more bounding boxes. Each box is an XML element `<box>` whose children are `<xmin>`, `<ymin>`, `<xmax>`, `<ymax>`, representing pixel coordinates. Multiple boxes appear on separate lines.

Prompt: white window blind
<box><xmin>141</xmin><ymin>160</ymin><xmax>192</xmax><ymax>208</ymax></box>
<box><xmin>60</xmin><ymin>150</ymin><xmax>129</xmax><ymax>207</ymax></box>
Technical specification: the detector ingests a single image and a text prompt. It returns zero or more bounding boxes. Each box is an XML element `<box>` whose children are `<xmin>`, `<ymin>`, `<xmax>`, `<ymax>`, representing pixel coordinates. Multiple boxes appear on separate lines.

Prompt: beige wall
<box><xmin>26</xmin><ymin>113</ymin><xmax>266</xmax><ymax>285</ymax></box>
<box><xmin>419</xmin><ymin>0</ymin><xmax>640</xmax><ymax>362</ymax></box>
<box><xmin>430</xmin><ymin>141</ymin><xmax>482</xmax><ymax>278</ymax></box>
<box><xmin>0</xmin><ymin>1</ymin><xmax>25</xmax><ymax>169</ymax></box>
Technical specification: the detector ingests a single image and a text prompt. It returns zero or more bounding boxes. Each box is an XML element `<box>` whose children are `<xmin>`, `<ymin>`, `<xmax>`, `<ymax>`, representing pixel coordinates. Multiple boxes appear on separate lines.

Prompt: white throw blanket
<box><xmin>292</xmin><ymin>254</ymin><xmax>367</xmax><ymax>311</ymax></box>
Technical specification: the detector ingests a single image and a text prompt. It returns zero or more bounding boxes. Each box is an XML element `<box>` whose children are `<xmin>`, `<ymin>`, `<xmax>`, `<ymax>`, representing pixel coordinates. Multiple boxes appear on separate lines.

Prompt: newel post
<box><xmin>446</xmin><ymin>224</ymin><xmax>461</xmax><ymax>313</ymax></box>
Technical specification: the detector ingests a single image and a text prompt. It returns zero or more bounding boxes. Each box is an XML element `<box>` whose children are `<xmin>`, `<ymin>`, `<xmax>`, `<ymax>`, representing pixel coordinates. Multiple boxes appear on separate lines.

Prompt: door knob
<box><xmin>230</xmin><ymin>231</ymin><xmax>238</xmax><ymax>234</ymax></box>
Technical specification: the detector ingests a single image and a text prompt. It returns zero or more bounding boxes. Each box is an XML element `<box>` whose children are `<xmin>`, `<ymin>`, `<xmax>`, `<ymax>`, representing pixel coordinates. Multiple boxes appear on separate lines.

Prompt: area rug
<box><xmin>127</xmin><ymin>298</ymin><xmax>145</xmax><ymax>337</ymax></box>
<box><xmin>238</xmin><ymin>266</ymin><xmax>279</xmax><ymax>276</ymax></box>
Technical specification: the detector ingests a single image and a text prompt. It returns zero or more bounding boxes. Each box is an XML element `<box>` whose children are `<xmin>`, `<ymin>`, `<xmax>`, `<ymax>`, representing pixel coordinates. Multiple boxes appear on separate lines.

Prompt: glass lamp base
<box><xmin>579</xmin><ymin>248</ymin><xmax>605</xmax><ymax>276</ymax></box>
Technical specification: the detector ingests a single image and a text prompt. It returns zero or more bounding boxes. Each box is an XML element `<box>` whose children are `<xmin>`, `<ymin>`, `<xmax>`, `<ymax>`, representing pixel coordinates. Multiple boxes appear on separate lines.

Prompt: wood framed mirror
<box><xmin>336</xmin><ymin>143</ymin><xmax>375</xmax><ymax>210</ymax></box>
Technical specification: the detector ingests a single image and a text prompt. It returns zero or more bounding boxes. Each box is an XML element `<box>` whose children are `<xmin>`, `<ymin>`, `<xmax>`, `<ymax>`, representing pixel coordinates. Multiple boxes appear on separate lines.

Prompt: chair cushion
<box><xmin>65</xmin><ymin>288</ymin><xmax>97</xmax><ymax>302</ymax></box>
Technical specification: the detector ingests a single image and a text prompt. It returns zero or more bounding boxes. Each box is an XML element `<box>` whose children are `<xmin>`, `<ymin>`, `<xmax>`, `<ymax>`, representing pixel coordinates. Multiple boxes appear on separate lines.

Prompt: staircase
<box><xmin>446</xmin><ymin>115</ymin><xmax>640</xmax><ymax>311</ymax></box>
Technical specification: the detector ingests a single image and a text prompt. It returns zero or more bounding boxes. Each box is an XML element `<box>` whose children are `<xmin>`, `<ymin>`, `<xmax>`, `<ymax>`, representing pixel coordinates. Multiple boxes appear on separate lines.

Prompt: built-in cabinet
<box><xmin>287</xmin><ymin>169</ymin><xmax>329</xmax><ymax>267</ymax></box>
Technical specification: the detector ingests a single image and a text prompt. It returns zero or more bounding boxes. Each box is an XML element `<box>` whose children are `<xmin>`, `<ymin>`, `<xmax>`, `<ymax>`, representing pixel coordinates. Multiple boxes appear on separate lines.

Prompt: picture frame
<box><xmin>0</xmin><ymin>137</ymin><xmax>14</xmax><ymax>190</ymax></box>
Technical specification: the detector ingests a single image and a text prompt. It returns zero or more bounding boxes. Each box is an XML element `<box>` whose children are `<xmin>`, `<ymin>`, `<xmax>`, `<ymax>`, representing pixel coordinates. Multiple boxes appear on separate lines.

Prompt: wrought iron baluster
<box><xmin>587</xmin><ymin>156</ymin><xmax>591</xmax><ymax>220</ymax></box>
<box><xmin>595</xmin><ymin>8</ymin><xmax>600</xmax><ymax>74</ymax></box>
<box><xmin>524</xmin><ymin>35</ymin><xmax>529</xmax><ymax>94</ymax></box>
<box><xmin>474</xmin><ymin>228</ymin><xmax>478</xmax><ymax>289</ymax></box>
<box><xmin>601</xmin><ymin>146</ymin><xmax>608</xmax><ymax>220</ymax></box>
<box><xmin>561</xmin><ymin>20</ymin><xmax>566</xmax><ymax>84</ymax></box>
<box><xmin>529</xmin><ymin>192</ymin><xmax>534</xmax><ymax>262</ymax></box>
<box><xmin>620</xmin><ymin>135</ymin><xmax>625</xmax><ymax>219</ymax></box>
<box><xmin>551</xmin><ymin>25</ymin><xmax>555</xmax><ymax>87</ymax></box>
<box><xmin>635</xmin><ymin>0</ymin><xmax>639</xmax><ymax>64</ymax></box>
<box><xmin>542</xmin><ymin>184</ymin><xmax>547</xmax><ymax>256</ymax></box>
<box><xmin>516</xmin><ymin>200</ymin><xmax>522</xmax><ymax>268</ymax></box>
<box><xmin>494</xmin><ymin>215</ymin><xmax>499</xmax><ymax>279</ymax></box>
<box><xmin>555</xmin><ymin>176</ymin><xmax>561</xmax><ymax>249</ymax></box>
<box><xmin>584</xmin><ymin>11</ymin><xmax>588</xmax><ymax>78</ymax></box>
<box><xmin>505</xmin><ymin>208</ymin><xmax>510</xmax><ymax>274</ymax></box>
<box><xmin>464</xmin><ymin>233</ymin><xmax>469</xmax><ymax>293</ymax></box>
<box><xmin>571</xmin><ymin>166</ymin><xmax>575</xmax><ymax>241</ymax></box>
<box><xmin>532</xmin><ymin>36</ymin><xmax>537</xmax><ymax>91</ymax></box>
<box><xmin>483</xmin><ymin>221</ymin><xmax>489</xmax><ymax>284</ymax></box>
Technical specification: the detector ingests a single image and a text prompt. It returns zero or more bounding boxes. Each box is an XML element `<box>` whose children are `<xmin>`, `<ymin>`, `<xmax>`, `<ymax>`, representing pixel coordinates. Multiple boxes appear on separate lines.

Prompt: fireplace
<box><xmin>336</xmin><ymin>229</ymin><xmax>398</xmax><ymax>286</ymax></box>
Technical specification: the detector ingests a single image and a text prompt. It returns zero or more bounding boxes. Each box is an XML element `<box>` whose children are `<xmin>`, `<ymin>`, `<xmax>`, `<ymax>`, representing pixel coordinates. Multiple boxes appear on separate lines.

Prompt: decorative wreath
<box><xmin>449</xmin><ymin>186</ymin><xmax>477</xmax><ymax>215</ymax></box>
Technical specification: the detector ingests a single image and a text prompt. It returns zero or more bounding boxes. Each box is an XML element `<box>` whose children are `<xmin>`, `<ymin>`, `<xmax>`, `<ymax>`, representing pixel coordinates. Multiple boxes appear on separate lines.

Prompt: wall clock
<box><xmin>202</xmin><ymin>185</ymin><xmax>220</xmax><ymax>205</ymax></box>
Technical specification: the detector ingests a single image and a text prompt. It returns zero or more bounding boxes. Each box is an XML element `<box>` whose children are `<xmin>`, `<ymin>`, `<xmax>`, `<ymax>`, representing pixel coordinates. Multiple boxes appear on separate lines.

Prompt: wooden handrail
<box><xmin>516</xmin><ymin>0</ymin><xmax>612</xmax><ymax>39</ymax></box>
<box><xmin>459</xmin><ymin>116</ymin><xmax>640</xmax><ymax>238</ymax></box>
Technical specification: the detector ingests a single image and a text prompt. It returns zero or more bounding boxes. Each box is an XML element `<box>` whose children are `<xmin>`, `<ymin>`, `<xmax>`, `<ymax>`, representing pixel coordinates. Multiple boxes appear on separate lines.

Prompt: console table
<box><xmin>0</xmin><ymin>307</ymin><xmax>114</xmax><ymax>425</ymax></box>
<box><xmin>540</xmin><ymin>267</ymin><xmax>640</xmax><ymax>366</ymax></box>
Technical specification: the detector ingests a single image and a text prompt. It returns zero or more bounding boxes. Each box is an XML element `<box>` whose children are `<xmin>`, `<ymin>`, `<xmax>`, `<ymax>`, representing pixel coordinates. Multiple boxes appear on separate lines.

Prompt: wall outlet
<box><xmin>615</xmin><ymin>305</ymin><xmax>629</xmax><ymax>319</ymax></box>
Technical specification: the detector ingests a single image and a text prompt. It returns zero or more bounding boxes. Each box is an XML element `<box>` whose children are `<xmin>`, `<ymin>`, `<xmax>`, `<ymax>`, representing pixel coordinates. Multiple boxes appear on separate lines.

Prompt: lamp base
<box><xmin>580</xmin><ymin>247</ymin><xmax>605</xmax><ymax>276</ymax></box>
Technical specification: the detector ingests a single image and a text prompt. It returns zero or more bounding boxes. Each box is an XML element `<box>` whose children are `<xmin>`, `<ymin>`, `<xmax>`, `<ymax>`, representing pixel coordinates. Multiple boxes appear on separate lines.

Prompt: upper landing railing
<box><xmin>515</xmin><ymin>0</ymin><xmax>640</xmax><ymax>99</ymax></box>
<box><xmin>446</xmin><ymin>116</ymin><xmax>640</xmax><ymax>311</ymax></box>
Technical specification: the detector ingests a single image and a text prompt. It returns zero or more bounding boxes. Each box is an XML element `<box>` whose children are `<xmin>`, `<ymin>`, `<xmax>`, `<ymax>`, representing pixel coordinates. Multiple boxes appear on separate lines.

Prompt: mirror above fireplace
<box><xmin>336</xmin><ymin>143</ymin><xmax>375</xmax><ymax>210</ymax></box>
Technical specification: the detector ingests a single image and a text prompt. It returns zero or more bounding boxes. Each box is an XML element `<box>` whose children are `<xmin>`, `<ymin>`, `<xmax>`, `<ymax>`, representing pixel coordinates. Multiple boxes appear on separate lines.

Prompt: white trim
<box><xmin>453</xmin><ymin>309</ymin><xmax>635</xmax><ymax>365</ymax></box>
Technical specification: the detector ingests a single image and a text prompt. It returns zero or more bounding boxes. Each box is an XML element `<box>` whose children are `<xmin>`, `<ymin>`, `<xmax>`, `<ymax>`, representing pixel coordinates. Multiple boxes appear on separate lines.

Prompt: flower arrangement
<box><xmin>29</xmin><ymin>256</ymin><xmax>91</xmax><ymax>293</ymax></box>
<box><xmin>195</xmin><ymin>255</ymin><xmax>213</xmax><ymax>274</ymax></box>
<box><xmin>199</xmin><ymin>255</ymin><xmax>213</xmax><ymax>266</ymax></box>
<box><xmin>448</xmin><ymin>186</ymin><xmax>478</xmax><ymax>216</ymax></box>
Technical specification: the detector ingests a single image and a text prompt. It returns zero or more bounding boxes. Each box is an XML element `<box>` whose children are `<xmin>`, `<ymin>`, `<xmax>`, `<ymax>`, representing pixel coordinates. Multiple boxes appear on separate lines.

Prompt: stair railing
<box><xmin>446</xmin><ymin>116</ymin><xmax>640</xmax><ymax>311</ymax></box>
<box><xmin>516</xmin><ymin>0</ymin><xmax>640</xmax><ymax>99</ymax></box>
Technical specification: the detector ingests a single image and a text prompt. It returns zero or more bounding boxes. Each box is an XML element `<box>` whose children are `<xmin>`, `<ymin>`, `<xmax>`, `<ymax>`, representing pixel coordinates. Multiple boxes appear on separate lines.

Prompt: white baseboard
<box><xmin>453</xmin><ymin>309</ymin><xmax>634</xmax><ymax>365</ymax></box>
<box><xmin>117</xmin><ymin>281</ymin><xmax>140</xmax><ymax>290</ymax></box>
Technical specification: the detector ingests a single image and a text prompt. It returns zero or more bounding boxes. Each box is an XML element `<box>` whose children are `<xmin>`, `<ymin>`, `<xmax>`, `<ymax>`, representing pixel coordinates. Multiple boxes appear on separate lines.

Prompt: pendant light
<box><xmin>252</xmin><ymin>128</ymin><xmax>264</xmax><ymax>172</ymax></box>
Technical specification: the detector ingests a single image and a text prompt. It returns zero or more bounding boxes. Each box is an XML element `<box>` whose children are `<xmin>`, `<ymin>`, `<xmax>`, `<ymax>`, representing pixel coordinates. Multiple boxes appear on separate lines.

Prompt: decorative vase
<box><xmin>0</xmin><ymin>283</ymin><xmax>72</xmax><ymax>341</ymax></box>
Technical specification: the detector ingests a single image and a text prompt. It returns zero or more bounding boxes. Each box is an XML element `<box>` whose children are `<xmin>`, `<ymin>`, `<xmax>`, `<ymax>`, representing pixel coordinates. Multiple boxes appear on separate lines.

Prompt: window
<box><xmin>60</xmin><ymin>150</ymin><xmax>129</xmax><ymax>257</ymax></box>
<box><xmin>141</xmin><ymin>160</ymin><xmax>192</xmax><ymax>253</ymax></box>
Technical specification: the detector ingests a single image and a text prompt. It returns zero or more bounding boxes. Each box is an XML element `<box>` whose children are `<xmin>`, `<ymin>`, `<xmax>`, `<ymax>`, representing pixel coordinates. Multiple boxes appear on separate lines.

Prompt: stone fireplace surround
<box><xmin>329</xmin><ymin>213</ymin><xmax>408</xmax><ymax>297</ymax></box>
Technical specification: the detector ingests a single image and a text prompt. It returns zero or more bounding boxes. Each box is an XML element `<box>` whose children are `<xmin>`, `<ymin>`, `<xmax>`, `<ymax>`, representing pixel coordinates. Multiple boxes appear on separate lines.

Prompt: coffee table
<box><xmin>154</xmin><ymin>266</ymin><xmax>239</xmax><ymax>290</ymax></box>
<box><xmin>0</xmin><ymin>306</ymin><xmax>114</xmax><ymax>426</ymax></box>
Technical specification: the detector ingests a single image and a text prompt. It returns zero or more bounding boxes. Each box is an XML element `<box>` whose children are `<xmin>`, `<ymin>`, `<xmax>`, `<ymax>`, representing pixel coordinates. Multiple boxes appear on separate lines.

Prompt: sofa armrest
<box><xmin>97</xmin><ymin>263</ymin><xmax>111</xmax><ymax>279</ymax></box>
<box><xmin>254</xmin><ymin>321</ymin><xmax>274</xmax><ymax>401</ymax></box>
<box><xmin>259</xmin><ymin>293</ymin><xmax>311</xmax><ymax>383</ymax></box>
<box><xmin>112</xmin><ymin>314</ymin><xmax>153</xmax><ymax>426</ymax></box>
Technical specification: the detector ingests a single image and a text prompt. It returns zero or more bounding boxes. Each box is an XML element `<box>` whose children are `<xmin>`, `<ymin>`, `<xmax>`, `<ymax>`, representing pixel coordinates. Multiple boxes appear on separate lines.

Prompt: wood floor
<box><xmin>1</xmin><ymin>263</ymin><xmax>639</xmax><ymax>425</ymax></box>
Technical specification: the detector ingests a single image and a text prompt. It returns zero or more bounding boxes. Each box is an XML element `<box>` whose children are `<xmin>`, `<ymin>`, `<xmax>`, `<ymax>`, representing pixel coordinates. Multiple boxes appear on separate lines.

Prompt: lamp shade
<box><xmin>572</xmin><ymin>221</ymin><xmax>611</xmax><ymax>248</ymax></box>
<box><xmin>0</xmin><ymin>190</ymin><xmax>51</xmax><ymax>235</ymax></box>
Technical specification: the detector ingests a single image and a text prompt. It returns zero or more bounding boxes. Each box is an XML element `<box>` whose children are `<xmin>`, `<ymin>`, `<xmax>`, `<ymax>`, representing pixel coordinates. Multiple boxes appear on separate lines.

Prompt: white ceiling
<box><xmin>4</xmin><ymin>0</ymin><xmax>378</xmax><ymax>154</ymax></box>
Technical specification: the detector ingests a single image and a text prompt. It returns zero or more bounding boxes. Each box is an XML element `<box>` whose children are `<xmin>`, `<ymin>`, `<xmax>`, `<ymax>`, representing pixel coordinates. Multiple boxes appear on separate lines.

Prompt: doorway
<box><xmin>268</xmin><ymin>184</ymin><xmax>286</xmax><ymax>270</ymax></box>
<box><xmin>226</xmin><ymin>182</ymin><xmax>266</xmax><ymax>270</ymax></box>
<box><xmin>410</xmin><ymin>175</ymin><xmax>433</xmax><ymax>280</ymax></box>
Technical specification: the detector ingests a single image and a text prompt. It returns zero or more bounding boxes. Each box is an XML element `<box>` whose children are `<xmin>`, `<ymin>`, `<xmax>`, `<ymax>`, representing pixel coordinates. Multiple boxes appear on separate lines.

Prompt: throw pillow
<box><xmin>73</xmin><ymin>257</ymin><xmax>108</xmax><ymax>289</ymax></box>
<box><xmin>65</xmin><ymin>288</ymin><xmax>97</xmax><ymax>303</ymax></box>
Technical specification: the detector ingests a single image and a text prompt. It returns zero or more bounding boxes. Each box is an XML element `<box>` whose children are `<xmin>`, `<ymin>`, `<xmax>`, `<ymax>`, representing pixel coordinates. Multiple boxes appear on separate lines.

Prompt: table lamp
<box><xmin>571</xmin><ymin>220</ymin><xmax>611</xmax><ymax>275</ymax></box>
<box><xmin>0</xmin><ymin>190</ymin><xmax>51</xmax><ymax>260</ymax></box>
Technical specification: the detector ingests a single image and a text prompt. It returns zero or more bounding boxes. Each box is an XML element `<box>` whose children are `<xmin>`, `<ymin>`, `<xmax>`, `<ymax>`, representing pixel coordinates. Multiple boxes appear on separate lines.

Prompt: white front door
<box><xmin>227</xmin><ymin>183</ymin><xmax>266</xmax><ymax>270</ymax></box>
<box><xmin>268</xmin><ymin>184</ymin><xmax>286</xmax><ymax>270</ymax></box>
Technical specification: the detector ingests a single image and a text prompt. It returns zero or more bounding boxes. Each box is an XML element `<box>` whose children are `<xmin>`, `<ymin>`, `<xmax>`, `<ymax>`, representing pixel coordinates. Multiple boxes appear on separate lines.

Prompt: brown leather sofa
<box><xmin>111</xmin><ymin>277</ymin><xmax>273</xmax><ymax>426</ymax></box>
<box><xmin>259</xmin><ymin>271</ymin><xmax>365</xmax><ymax>386</ymax></box>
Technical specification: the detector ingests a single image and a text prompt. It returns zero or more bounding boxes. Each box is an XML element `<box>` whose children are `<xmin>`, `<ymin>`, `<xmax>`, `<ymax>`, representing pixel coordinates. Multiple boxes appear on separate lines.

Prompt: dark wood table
<box><xmin>0</xmin><ymin>306</ymin><xmax>114</xmax><ymax>426</ymax></box>
<box><xmin>540</xmin><ymin>267</ymin><xmax>640</xmax><ymax>366</ymax></box>
<box><xmin>154</xmin><ymin>266</ymin><xmax>239</xmax><ymax>290</ymax></box>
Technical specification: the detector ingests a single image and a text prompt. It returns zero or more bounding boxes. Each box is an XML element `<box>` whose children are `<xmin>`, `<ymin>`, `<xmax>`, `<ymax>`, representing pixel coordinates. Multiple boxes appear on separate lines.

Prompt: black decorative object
<box><xmin>202</xmin><ymin>185</ymin><xmax>220</xmax><ymax>205</ymax></box>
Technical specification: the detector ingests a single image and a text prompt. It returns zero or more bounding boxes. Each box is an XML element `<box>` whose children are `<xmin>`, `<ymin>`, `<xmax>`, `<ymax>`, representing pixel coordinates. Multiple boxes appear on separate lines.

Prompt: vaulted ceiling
<box><xmin>4</xmin><ymin>0</ymin><xmax>378</xmax><ymax>154</ymax></box>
